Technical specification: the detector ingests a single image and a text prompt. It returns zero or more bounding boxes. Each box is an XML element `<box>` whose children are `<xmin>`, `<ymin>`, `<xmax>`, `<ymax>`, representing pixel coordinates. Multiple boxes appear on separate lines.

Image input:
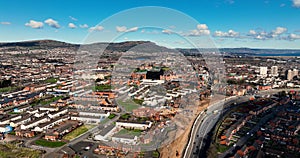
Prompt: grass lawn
<box><xmin>133</xmin><ymin>99</ymin><xmax>144</xmax><ymax>105</ymax></box>
<box><xmin>120</xmin><ymin>113</ymin><xmax>131</xmax><ymax>119</ymax></box>
<box><xmin>35</xmin><ymin>139</ymin><xmax>66</xmax><ymax>148</ymax></box>
<box><xmin>44</xmin><ymin>77</ymin><xmax>57</xmax><ymax>84</ymax></box>
<box><xmin>116</xmin><ymin>98</ymin><xmax>140</xmax><ymax>112</ymax></box>
<box><xmin>152</xmin><ymin>151</ymin><xmax>160</xmax><ymax>158</ymax></box>
<box><xmin>30</xmin><ymin>96</ymin><xmax>64</xmax><ymax>106</ymax></box>
<box><xmin>92</xmin><ymin>84</ymin><xmax>112</xmax><ymax>91</ymax></box>
<box><xmin>63</xmin><ymin>125</ymin><xmax>95</xmax><ymax>140</ymax></box>
<box><xmin>118</xmin><ymin>129</ymin><xmax>142</xmax><ymax>136</ymax></box>
<box><xmin>108</xmin><ymin>113</ymin><xmax>116</xmax><ymax>119</ymax></box>
<box><xmin>0</xmin><ymin>143</ymin><xmax>42</xmax><ymax>158</ymax></box>
<box><xmin>0</xmin><ymin>86</ymin><xmax>17</xmax><ymax>93</ymax></box>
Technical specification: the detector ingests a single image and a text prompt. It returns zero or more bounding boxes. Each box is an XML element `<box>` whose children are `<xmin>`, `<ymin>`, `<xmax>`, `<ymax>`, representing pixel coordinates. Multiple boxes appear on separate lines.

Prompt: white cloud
<box><xmin>272</xmin><ymin>27</ymin><xmax>287</xmax><ymax>35</ymax></box>
<box><xmin>214</xmin><ymin>29</ymin><xmax>239</xmax><ymax>37</ymax></box>
<box><xmin>189</xmin><ymin>29</ymin><xmax>210</xmax><ymax>36</ymax></box>
<box><xmin>248</xmin><ymin>30</ymin><xmax>268</xmax><ymax>40</ymax></box>
<box><xmin>116</xmin><ymin>26</ymin><xmax>127</xmax><ymax>32</ymax></box>
<box><xmin>79</xmin><ymin>24</ymin><xmax>89</xmax><ymax>28</ymax></box>
<box><xmin>116</xmin><ymin>26</ymin><xmax>138</xmax><ymax>32</ymax></box>
<box><xmin>249</xmin><ymin>30</ymin><xmax>256</xmax><ymax>35</ymax></box>
<box><xmin>68</xmin><ymin>23</ymin><xmax>76</xmax><ymax>29</ymax></box>
<box><xmin>44</xmin><ymin>18</ymin><xmax>60</xmax><ymax>29</ymax></box>
<box><xmin>287</xmin><ymin>33</ymin><xmax>300</xmax><ymax>40</ymax></box>
<box><xmin>187</xmin><ymin>23</ymin><xmax>210</xmax><ymax>36</ymax></box>
<box><xmin>89</xmin><ymin>25</ymin><xmax>104</xmax><ymax>32</ymax></box>
<box><xmin>0</xmin><ymin>22</ymin><xmax>11</xmax><ymax>25</ymax></box>
<box><xmin>25</xmin><ymin>20</ymin><xmax>43</xmax><ymax>29</ymax></box>
<box><xmin>292</xmin><ymin>0</ymin><xmax>300</xmax><ymax>7</ymax></box>
<box><xmin>162</xmin><ymin>29</ymin><xmax>173</xmax><ymax>34</ymax></box>
<box><xmin>247</xmin><ymin>27</ymin><xmax>287</xmax><ymax>40</ymax></box>
<box><xmin>69</xmin><ymin>16</ymin><xmax>77</xmax><ymax>21</ymax></box>
<box><xmin>197</xmin><ymin>24</ymin><xmax>208</xmax><ymax>30</ymax></box>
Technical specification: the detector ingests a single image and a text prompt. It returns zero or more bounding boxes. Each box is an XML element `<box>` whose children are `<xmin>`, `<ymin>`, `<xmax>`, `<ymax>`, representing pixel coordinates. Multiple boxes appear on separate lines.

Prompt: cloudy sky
<box><xmin>1</xmin><ymin>0</ymin><xmax>300</xmax><ymax>49</ymax></box>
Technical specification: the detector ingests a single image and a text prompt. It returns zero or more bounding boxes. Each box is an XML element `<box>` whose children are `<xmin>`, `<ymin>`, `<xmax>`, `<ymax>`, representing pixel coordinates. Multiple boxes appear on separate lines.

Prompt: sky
<box><xmin>1</xmin><ymin>0</ymin><xmax>300</xmax><ymax>49</ymax></box>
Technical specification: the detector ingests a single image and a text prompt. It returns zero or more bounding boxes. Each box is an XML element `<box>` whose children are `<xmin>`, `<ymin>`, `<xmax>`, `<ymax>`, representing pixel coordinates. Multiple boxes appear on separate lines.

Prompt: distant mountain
<box><xmin>0</xmin><ymin>40</ymin><xmax>78</xmax><ymax>48</ymax></box>
<box><xmin>1</xmin><ymin>40</ymin><xmax>300</xmax><ymax>56</ymax></box>
<box><xmin>0</xmin><ymin>40</ymin><xmax>173</xmax><ymax>53</ymax></box>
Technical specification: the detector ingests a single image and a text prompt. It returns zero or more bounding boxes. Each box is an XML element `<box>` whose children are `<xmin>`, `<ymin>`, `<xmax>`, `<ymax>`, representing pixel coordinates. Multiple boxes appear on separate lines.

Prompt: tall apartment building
<box><xmin>259</xmin><ymin>67</ymin><xmax>268</xmax><ymax>76</ymax></box>
<box><xmin>271</xmin><ymin>66</ymin><xmax>278</xmax><ymax>76</ymax></box>
<box><xmin>286</xmin><ymin>69</ymin><xmax>299</xmax><ymax>81</ymax></box>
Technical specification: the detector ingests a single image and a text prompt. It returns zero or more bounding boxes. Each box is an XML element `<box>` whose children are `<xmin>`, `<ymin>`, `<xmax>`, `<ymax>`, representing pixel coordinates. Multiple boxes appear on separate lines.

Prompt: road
<box><xmin>183</xmin><ymin>95</ymin><xmax>247</xmax><ymax>158</ymax></box>
<box><xmin>183</xmin><ymin>88</ymin><xmax>299</xmax><ymax>158</ymax></box>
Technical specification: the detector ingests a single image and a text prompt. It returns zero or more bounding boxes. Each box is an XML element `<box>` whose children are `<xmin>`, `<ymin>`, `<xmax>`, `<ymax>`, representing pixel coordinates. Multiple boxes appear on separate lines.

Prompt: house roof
<box><xmin>59</xmin><ymin>146</ymin><xmax>75</xmax><ymax>155</ymax></box>
<box><xmin>112</xmin><ymin>133</ymin><xmax>136</xmax><ymax>139</ymax></box>
<box><xmin>99</xmin><ymin>124</ymin><xmax>115</xmax><ymax>136</ymax></box>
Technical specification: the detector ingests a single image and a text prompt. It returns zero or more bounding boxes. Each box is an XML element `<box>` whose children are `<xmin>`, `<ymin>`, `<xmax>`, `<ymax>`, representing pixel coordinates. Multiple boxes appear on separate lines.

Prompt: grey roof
<box><xmin>112</xmin><ymin>133</ymin><xmax>136</xmax><ymax>139</ymax></box>
<box><xmin>99</xmin><ymin>124</ymin><xmax>115</xmax><ymax>136</ymax></box>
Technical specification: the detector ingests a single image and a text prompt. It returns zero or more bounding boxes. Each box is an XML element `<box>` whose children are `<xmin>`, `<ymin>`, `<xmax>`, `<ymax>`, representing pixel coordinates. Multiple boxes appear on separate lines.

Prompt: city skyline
<box><xmin>1</xmin><ymin>0</ymin><xmax>300</xmax><ymax>49</ymax></box>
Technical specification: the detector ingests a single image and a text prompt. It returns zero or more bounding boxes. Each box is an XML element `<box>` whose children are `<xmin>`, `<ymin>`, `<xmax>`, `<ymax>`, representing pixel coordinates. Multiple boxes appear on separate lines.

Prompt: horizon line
<box><xmin>1</xmin><ymin>38</ymin><xmax>300</xmax><ymax>50</ymax></box>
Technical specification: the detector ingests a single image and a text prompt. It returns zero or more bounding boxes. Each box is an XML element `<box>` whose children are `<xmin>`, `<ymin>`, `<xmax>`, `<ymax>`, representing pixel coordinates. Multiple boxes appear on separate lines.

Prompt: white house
<box><xmin>39</xmin><ymin>106</ymin><xmax>58</xmax><ymax>112</ymax></box>
<box><xmin>48</xmin><ymin>108</ymin><xmax>68</xmax><ymax>119</ymax></box>
<box><xmin>116</xmin><ymin>121</ymin><xmax>152</xmax><ymax>130</ymax></box>
<box><xmin>94</xmin><ymin>124</ymin><xmax>116</xmax><ymax>141</ymax></box>
<box><xmin>112</xmin><ymin>134</ymin><xmax>138</xmax><ymax>145</ymax></box>
<box><xmin>21</xmin><ymin>116</ymin><xmax>50</xmax><ymax>130</ymax></box>
<box><xmin>32</xmin><ymin>116</ymin><xmax>69</xmax><ymax>132</ymax></box>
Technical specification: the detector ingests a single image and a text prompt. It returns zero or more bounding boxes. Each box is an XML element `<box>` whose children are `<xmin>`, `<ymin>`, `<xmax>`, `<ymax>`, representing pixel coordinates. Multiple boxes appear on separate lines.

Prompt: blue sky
<box><xmin>1</xmin><ymin>0</ymin><xmax>300</xmax><ymax>49</ymax></box>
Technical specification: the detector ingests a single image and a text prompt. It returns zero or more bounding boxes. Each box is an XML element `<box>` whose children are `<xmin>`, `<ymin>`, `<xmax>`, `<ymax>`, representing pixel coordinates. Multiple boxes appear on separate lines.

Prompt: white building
<box><xmin>259</xmin><ymin>67</ymin><xmax>268</xmax><ymax>76</ymax></box>
<box><xmin>112</xmin><ymin>135</ymin><xmax>138</xmax><ymax>145</ymax></box>
<box><xmin>32</xmin><ymin>116</ymin><xmax>69</xmax><ymax>132</ymax></box>
<box><xmin>116</xmin><ymin>121</ymin><xmax>152</xmax><ymax>130</ymax></box>
<box><xmin>94</xmin><ymin>124</ymin><xmax>116</xmax><ymax>141</ymax></box>
<box><xmin>20</xmin><ymin>116</ymin><xmax>50</xmax><ymax>130</ymax></box>
<box><xmin>270</xmin><ymin>66</ymin><xmax>278</xmax><ymax>76</ymax></box>
<box><xmin>287</xmin><ymin>69</ymin><xmax>298</xmax><ymax>81</ymax></box>
<box><xmin>70</xmin><ymin>111</ymin><xmax>109</xmax><ymax>124</ymax></box>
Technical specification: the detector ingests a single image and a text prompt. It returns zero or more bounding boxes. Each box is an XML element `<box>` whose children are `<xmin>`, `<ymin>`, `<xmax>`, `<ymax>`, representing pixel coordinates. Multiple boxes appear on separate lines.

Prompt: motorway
<box><xmin>183</xmin><ymin>95</ymin><xmax>248</xmax><ymax>158</ymax></box>
<box><xmin>183</xmin><ymin>88</ymin><xmax>299</xmax><ymax>158</ymax></box>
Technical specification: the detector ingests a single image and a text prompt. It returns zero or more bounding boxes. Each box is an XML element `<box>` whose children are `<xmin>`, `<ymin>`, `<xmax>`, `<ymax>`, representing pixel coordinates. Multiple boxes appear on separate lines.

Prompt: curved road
<box><xmin>183</xmin><ymin>88</ymin><xmax>299</xmax><ymax>158</ymax></box>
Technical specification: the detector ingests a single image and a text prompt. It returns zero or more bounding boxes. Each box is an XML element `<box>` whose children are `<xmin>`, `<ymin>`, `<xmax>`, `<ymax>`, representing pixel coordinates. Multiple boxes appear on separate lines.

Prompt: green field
<box><xmin>35</xmin><ymin>139</ymin><xmax>66</xmax><ymax>148</ymax></box>
<box><xmin>118</xmin><ymin>129</ymin><xmax>142</xmax><ymax>136</ymax></box>
<box><xmin>0</xmin><ymin>143</ymin><xmax>42</xmax><ymax>158</ymax></box>
<box><xmin>116</xmin><ymin>98</ymin><xmax>140</xmax><ymax>112</ymax></box>
<box><xmin>63</xmin><ymin>125</ymin><xmax>95</xmax><ymax>140</ymax></box>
